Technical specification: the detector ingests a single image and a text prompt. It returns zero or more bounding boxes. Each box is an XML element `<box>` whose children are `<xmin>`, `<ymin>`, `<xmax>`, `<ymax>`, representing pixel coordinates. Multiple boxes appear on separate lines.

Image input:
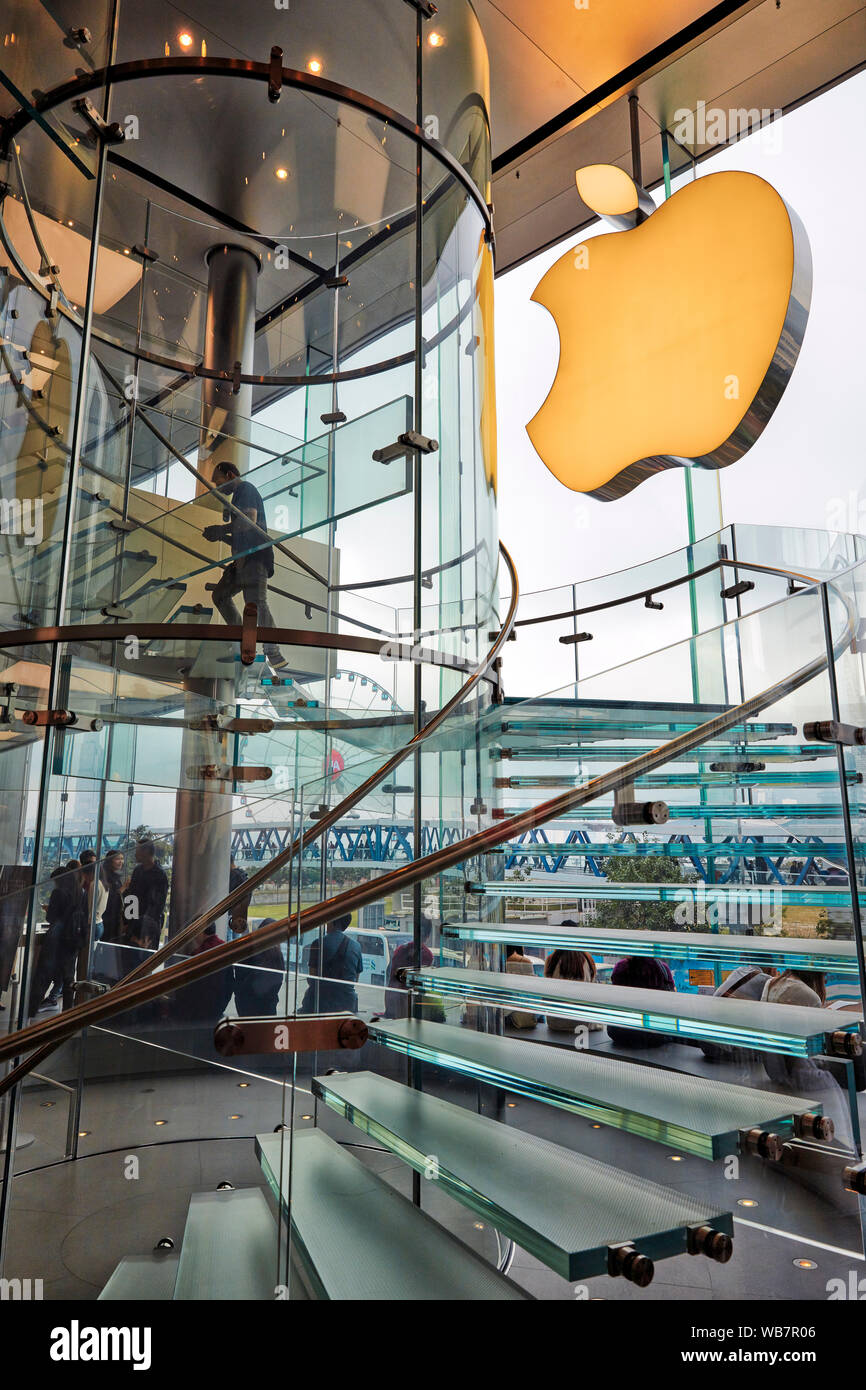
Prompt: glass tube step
<box><xmin>98</xmin><ymin>1252</ymin><xmax>180</xmax><ymax>1301</ymax></box>
<box><xmin>500</xmin><ymin>745</ymin><xmax>835</xmax><ymax>763</ymax></box>
<box><xmin>500</xmin><ymin>803</ymin><xmax>859</xmax><ymax>821</ymax></box>
<box><xmin>255</xmin><ymin>1128</ymin><xmax>531</xmax><ymax>1300</ymax></box>
<box><xmin>502</xmin><ymin>838</ymin><xmax>857</xmax><ymax>861</ymax></box>
<box><xmin>368</xmin><ymin>1018</ymin><xmax>821</xmax><ymax>1159</ymax></box>
<box><xmin>496</xmin><ymin>720</ymin><xmax>796</xmax><ymax>744</ymax></box>
<box><xmin>498</xmin><ymin>771</ymin><xmax>858</xmax><ymax>789</ymax></box>
<box><xmin>444</xmin><ymin>921</ymin><xmax>862</xmax><ymax>975</ymax></box>
<box><xmin>311</xmin><ymin>1071</ymin><xmax>734</xmax><ymax>1282</ymax></box>
<box><xmin>405</xmin><ymin>968</ymin><xmax>861</xmax><ymax>1057</ymax></box>
<box><xmin>173</xmin><ymin>1188</ymin><xmax>277</xmax><ymax>1301</ymax></box>
<box><xmin>466</xmin><ymin>881</ymin><xmax>860</xmax><ymax>909</ymax></box>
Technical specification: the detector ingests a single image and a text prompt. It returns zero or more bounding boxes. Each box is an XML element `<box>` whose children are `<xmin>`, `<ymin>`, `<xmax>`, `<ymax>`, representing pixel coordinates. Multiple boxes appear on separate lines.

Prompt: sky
<box><xmin>494</xmin><ymin>73</ymin><xmax>866</xmax><ymax>602</ymax></box>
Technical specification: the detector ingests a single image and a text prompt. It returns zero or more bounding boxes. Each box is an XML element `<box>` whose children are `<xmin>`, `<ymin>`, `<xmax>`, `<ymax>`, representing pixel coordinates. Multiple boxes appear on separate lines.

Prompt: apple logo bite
<box><xmin>527</xmin><ymin>165</ymin><xmax>812</xmax><ymax>501</ymax></box>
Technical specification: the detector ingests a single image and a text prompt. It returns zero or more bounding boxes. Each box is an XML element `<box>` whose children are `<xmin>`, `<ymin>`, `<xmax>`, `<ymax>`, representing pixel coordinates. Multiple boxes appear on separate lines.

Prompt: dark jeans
<box><xmin>212</xmin><ymin>560</ymin><xmax>282</xmax><ymax>657</ymax></box>
<box><xmin>30</xmin><ymin>922</ymin><xmax>76</xmax><ymax>1013</ymax></box>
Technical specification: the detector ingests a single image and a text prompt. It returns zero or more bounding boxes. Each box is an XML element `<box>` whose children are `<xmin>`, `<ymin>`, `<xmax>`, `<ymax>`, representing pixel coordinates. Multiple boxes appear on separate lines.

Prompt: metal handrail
<box><xmin>513</xmin><ymin>557</ymin><xmax>820</xmax><ymax>630</ymax></box>
<box><xmin>0</xmin><ymin>541</ymin><xmax>518</xmax><ymax>1092</ymax></box>
<box><xmin>0</xmin><ymin>565</ymin><xmax>856</xmax><ymax>1072</ymax></box>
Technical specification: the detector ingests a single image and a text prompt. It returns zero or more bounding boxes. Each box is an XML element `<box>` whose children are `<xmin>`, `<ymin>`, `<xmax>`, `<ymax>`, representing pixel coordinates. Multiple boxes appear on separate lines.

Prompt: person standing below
<box><xmin>29</xmin><ymin>861</ymin><xmax>87</xmax><ymax>1014</ymax></box>
<box><xmin>299</xmin><ymin>913</ymin><xmax>363</xmax><ymax>1014</ymax></box>
<box><xmin>204</xmin><ymin>460</ymin><xmax>286</xmax><ymax>670</ymax></box>
<box><xmin>124</xmin><ymin>840</ymin><xmax>169</xmax><ymax>951</ymax></box>
<box><xmin>99</xmin><ymin>850</ymin><xmax>126</xmax><ymax>943</ymax></box>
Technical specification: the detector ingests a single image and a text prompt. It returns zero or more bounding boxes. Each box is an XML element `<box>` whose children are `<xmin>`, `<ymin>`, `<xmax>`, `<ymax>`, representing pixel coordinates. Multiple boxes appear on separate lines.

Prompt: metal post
<box><xmin>411</xmin><ymin>2</ymin><xmax>425</xmax><ymax>1209</ymax></box>
<box><xmin>168</xmin><ymin>244</ymin><xmax>260</xmax><ymax>940</ymax></box>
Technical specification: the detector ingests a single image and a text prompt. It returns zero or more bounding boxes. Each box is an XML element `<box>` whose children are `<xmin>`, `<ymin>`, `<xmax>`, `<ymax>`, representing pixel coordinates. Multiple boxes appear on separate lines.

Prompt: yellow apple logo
<box><xmin>527</xmin><ymin>166</ymin><xmax>812</xmax><ymax>500</ymax></box>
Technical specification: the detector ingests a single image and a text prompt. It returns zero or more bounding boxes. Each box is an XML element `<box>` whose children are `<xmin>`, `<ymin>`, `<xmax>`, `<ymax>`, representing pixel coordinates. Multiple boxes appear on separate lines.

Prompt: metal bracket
<box><xmin>803</xmin><ymin>719</ymin><xmax>866</xmax><ymax>747</ymax></box>
<box><xmin>372</xmin><ymin>431</ymin><xmax>439</xmax><ymax>464</ymax></box>
<box><xmin>612</xmin><ymin>784</ymin><xmax>669</xmax><ymax>827</ymax></box>
<box><xmin>606</xmin><ymin>1242</ymin><xmax>654</xmax><ymax>1286</ymax></box>
<box><xmin>241</xmin><ymin>601</ymin><xmax>258</xmax><ymax>666</ymax></box>
<box><xmin>320</xmin><ymin>410</ymin><xmax>347</xmax><ymax>425</ymax></box>
<box><xmin>214</xmin><ymin>1014</ymin><xmax>368</xmax><ymax>1056</ymax></box>
<box><xmin>644</xmin><ymin>594</ymin><xmax>663</xmax><ymax>610</ymax></box>
<box><xmin>189</xmin><ymin>714</ymin><xmax>274</xmax><ymax>734</ymax></box>
<box><xmin>73</xmin><ymin>96</ymin><xmax>125</xmax><ymax>144</ymax></box>
<box><xmin>268</xmin><ymin>46</ymin><xmax>283</xmax><ymax>103</ymax></box>
<box><xmin>193</xmin><ymin>764</ymin><xmax>272</xmax><ymax>782</ymax></box>
<box><xmin>720</xmin><ymin>579</ymin><xmax>755</xmax><ymax>600</ymax></box>
<box><xmin>558</xmin><ymin>632</ymin><xmax>592</xmax><ymax>645</ymax></box>
<box><xmin>739</xmin><ymin>1127</ymin><xmax>784</xmax><ymax>1162</ymax></box>
<box><xmin>401</xmin><ymin>0</ymin><xmax>439</xmax><ymax>16</ymax></box>
<box><xmin>686</xmin><ymin>1224</ymin><xmax>733</xmax><ymax>1263</ymax></box>
<box><xmin>843</xmin><ymin>1161</ymin><xmax>866</xmax><ymax>1195</ymax></box>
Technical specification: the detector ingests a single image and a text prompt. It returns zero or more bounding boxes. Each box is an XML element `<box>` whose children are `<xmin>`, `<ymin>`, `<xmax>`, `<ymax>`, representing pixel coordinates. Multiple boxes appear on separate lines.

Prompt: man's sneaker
<box><xmin>266</xmin><ymin>652</ymin><xmax>288</xmax><ymax>671</ymax></box>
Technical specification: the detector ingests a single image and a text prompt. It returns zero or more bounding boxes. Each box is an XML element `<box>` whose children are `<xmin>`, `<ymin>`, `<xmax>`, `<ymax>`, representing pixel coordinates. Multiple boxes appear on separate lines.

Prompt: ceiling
<box><xmin>478</xmin><ymin>0</ymin><xmax>866</xmax><ymax>270</ymax></box>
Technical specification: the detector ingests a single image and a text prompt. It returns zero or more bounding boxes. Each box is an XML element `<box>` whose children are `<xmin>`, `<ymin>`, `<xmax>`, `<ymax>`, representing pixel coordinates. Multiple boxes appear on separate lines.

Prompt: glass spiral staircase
<box><xmin>2</xmin><ymin>501</ymin><xmax>865</xmax><ymax>1300</ymax></box>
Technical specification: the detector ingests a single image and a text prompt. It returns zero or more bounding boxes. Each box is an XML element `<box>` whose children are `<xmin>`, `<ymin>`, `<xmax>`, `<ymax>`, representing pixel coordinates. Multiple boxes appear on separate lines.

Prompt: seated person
<box><xmin>505</xmin><ymin>944</ymin><xmax>540</xmax><ymax>1030</ymax></box>
<box><xmin>544</xmin><ymin>942</ymin><xmax>601</xmax><ymax>1034</ymax></box>
<box><xmin>299</xmin><ymin>913</ymin><xmax>363</xmax><ymax>1014</ymax></box>
<box><xmin>607</xmin><ymin>955</ymin><xmax>676</xmax><ymax>1049</ymax></box>
<box><xmin>384</xmin><ymin>915</ymin><xmax>437</xmax><ymax>1020</ymax></box>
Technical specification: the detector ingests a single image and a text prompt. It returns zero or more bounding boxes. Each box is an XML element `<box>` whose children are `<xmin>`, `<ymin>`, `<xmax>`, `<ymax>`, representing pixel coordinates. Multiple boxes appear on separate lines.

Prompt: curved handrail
<box><xmin>513</xmin><ymin>557</ymin><xmax>823</xmax><ymax>630</ymax></box>
<box><xmin>0</xmin><ymin>561</ymin><xmax>857</xmax><ymax>1072</ymax></box>
<box><xmin>0</xmin><ymin>541</ymin><xmax>518</xmax><ymax>1092</ymax></box>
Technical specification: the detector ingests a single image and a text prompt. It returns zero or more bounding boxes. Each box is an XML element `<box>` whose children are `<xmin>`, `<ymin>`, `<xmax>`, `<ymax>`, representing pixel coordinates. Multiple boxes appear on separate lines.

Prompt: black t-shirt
<box><xmin>226</xmin><ymin>480</ymin><xmax>274</xmax><ymax>577</ymax></box>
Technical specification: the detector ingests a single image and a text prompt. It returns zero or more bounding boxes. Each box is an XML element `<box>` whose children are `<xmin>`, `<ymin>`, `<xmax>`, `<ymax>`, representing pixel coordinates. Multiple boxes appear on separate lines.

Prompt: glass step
<box><xmin>500</xmin><ymin>803</ymin><xmax>858</xmax><ymax>821</ymax></box>
<box><xmin>497</xmin><ymin>720</ymin><xmax>796</xmax><ymax>743</ymax></box>
<box><xmin>466</xmin><ymin>881</ymin><xmax>860</xmax><ymax>909</ymax></box>
<box><xmin>255</xmin><ymin>1127</ymin><xmax>530</xmax><ymax>1300</ymax></box>
<box><xmin>406</xmin><ymin>968</ymin><xmax>861</xmax><ymax>1057</ymax></box>
<box><xmin>173</xmin><ymin>1189</ymin><xmax>277</xmax><ymax>1302</ymax></box>
<box><xmin>444</xmin><ymin>921</ymin><xmax>861</xmax><ymax>976</ymax></box>
<box><xmin>98</xmin><ymin>1252</ymin><xmax>179</xmax><ymax>1301</ymax></box>
<box><xmin>500</xmin><ymin>745</ymin><xmax>834</xmax><ymax>763</ymax></box>
<box><xmin>368</xmin><ymin>1018</ymin><xmax>821</xmax><ymax>1159</ymax></box>
<box><xmin>312</xmin><ymin>1071</ymin><xmax>734</xmax><ymax>1282</ymax></box>
<box><xmin>502</xmin><ymin>838</ymin><xmax>856</xmax><ymax>861</ymax></box>
<box><xmin>499</xmin><ymin>771</ymin><xmax>858</xmax><ymax>789</ymax></box>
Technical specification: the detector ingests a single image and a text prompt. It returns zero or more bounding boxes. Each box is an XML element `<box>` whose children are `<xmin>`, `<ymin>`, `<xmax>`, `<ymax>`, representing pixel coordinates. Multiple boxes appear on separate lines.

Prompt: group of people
<box><xmin>28</xmin><ymin>841</ymin><xmax>169</xmax><ymax>1017</ymax></box>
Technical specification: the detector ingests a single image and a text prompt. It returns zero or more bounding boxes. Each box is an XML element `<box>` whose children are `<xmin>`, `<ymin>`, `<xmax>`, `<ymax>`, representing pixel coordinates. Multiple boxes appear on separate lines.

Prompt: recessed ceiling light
<box><xmin>506</xmin><ymin>1101</ymin><xmax>517</xmax><ymax>1108</ymax></box>
<box><xmin>40</xmin><ymin>1101</ymin><xmax>56</xmax><ymax>1108</ymax></box>
<box><xmin>78</xmin><ymin>1130</ymin><xmax>90</xmax><ymax>1137</ymax></box>
<box><xmin>428</xmin><ymin>31</ymin><xmax>445</xmax><ymax>48</ymax></box>
<box><xmin>793</xmin><ymin>1258</ymin><xmax>817</xmax><ymax>1269</ymax></box>
<box><xmin>238</xmin><ymin>1082</ymin><xmax>250</xmax><ymax>1088</ymax></box>
<box><xmin>668</xmin><ymin>1154</ymin><xmax>684</xmax><ymax>1162</ymax></box>
<box><xmin>178</xmin><ymin>31</ymin><xmax>193</xmax><ymax>48</ymax></box>
<box><xmin>306</xmin><ymin>58</ymin><xmax>322</xmax><ymax>74</ymax></box>
<box><xmin>154</xmin><ymin>1119</ymin><xmax>167</xmax><ymax>1126</ymax></box>
<box><xmin>473</xmin><ymin>1221</ymin><xmax>484</xmax><ymax>1230</ymax></box>
<box><xmin>228</xmin><ymin>1114</ymin><xmax>242</xmax><ymax>1120</ymax></box>
<box><xmin>275</xmin><ymin>167</ymin><xmax>289</xmax><ymax>180</ymax></box>
<box><xmin>737</xmin><ymin>1198</ymin><xmax>759</xmax><ymax>1208</ymax></box>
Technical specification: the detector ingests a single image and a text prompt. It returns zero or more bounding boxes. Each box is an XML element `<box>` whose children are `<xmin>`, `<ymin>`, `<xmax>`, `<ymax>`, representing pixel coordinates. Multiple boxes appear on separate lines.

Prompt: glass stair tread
<box><xmin>445</xmin><ymin>921</ymin><xmax>860</xmax><ymax>975</ymax></box>
<box><xmin>467</xmin><ymin>881</ymin><xmax>859</xmax><ymax>908</ymax></box>
<box><xmin>369</xmin><ymin>1018</ymin><xmax>819</xmax><ymax>1159</ymax></box>
<box><xmin>502</xmin><ymin>840</ymin><xmax>855</xmax><ymax>859</ymax></box>
<box><xmin>98</xmin><ymin>1252</ymin><xmax>179</xmax><ymax>1301</ymax></box>
<box><xmin>312</xmin><ymin>1071</ymin><xmax>734</xmax><ymax>1281</ymax></box>
<box><xmin>173</xmin><ymin>1188</ymin><xmax>277</xmax><ymax>1301</ymax></box>
<box><xmin>501</xmin><ymin>745</ymin><xmax>834</xmax><ymax>763</ymax></box>
<box><xmin>502</xmin><ymin>804</ymin><xmax>855</xmax><ymax>821</ymax></box>
<box><xmin>255</xmin><ymin>1128</ymin><xmax>530</xmax><ymax>1300</ymax></box>
<box><xmin>407</xmin><ymin>968</ymin><xmax>861</xmax><ymax>1057</ymax></box>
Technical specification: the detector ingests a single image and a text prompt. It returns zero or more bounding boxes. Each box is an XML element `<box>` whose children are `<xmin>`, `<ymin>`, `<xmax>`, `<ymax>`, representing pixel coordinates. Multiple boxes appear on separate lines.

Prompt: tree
<box><xmin>593</xmin><ymin>848</ymin><xmax>690</xmax><ymax>933</ymax></box>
